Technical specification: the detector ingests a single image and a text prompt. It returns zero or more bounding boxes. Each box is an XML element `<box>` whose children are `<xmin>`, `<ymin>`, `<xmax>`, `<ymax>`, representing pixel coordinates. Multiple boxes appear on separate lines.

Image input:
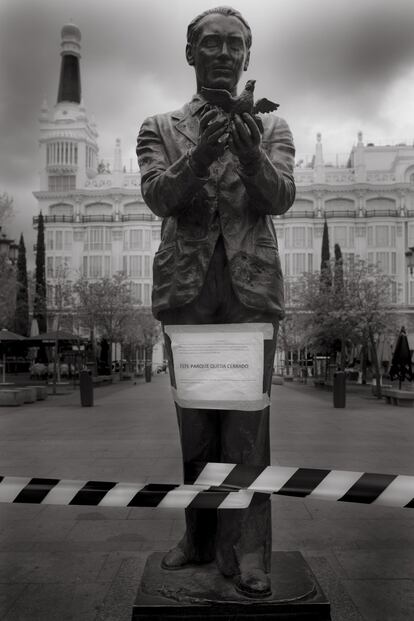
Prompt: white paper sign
<box><xmin>164</xmin><ymin>324</ymin><xmax>273</xmax><ymax>411</ymax></box>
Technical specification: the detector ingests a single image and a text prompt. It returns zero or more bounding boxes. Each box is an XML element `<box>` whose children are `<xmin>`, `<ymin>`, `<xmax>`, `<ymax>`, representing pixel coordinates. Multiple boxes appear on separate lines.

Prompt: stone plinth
<box><xmin>132</xmin><ymin>551</ymin><xmax>331</xmax><ymax>620</ymax></box>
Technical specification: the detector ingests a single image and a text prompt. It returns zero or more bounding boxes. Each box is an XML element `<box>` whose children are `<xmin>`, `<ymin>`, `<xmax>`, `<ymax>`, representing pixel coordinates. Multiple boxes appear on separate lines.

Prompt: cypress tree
<box><xmin>14</xmin><ymin>234</ymin><xmax>29</xmax><ymax>336</ymax></box>
<box><xmin>334</xmin><ymin>243</ymin><xmax>344</xmax><ymax>293</ymax></box>
<box><xmin>320</xmin><ymin>217</ymin><xmax>332</xmax><ymax>287</ymax></box>
<box><xmin>33</xmin><ymin>211</ymin><xmax>47</xmax><ymax>333</ymax></box>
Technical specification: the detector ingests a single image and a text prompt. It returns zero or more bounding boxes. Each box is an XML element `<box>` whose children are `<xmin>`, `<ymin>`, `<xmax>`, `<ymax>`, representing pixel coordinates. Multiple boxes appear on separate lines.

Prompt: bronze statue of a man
<box><xmin>137</xmin><ymin>6</ymin><xmax>295</xmax><ymax>598</ymax></box>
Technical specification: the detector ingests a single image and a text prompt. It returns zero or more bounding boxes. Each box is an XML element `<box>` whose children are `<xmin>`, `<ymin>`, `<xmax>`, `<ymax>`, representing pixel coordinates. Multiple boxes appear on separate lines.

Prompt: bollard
<box><xmin>333</xmin><ymin>371</ymin><xmax>346</xmax><ymax>408</ymax></box>
<box><xmin>79</xmin><ymin>369</ymin><xmax>94</xmax><ymax>407</ymax></box>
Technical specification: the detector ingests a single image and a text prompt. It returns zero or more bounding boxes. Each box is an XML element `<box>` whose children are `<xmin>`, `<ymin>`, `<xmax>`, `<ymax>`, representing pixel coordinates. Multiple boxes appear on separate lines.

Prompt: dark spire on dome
<box><xmin>57</xmin><ymin>23</ymin><xmax>82</xmax><ymax>104</ymax></box>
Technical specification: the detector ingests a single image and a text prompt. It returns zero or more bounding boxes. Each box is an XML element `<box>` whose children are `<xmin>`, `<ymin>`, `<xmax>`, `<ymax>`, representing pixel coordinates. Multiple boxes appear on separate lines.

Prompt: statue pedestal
<box><xmin>131</xmin><ymin>551</ymin><xmax>331</xmax><ymax>620</ymax></box>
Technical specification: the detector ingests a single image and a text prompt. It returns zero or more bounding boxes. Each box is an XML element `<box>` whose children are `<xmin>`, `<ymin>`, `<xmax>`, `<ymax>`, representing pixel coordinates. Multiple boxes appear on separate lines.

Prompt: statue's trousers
<box><xmin>160</xmin><ymin>238</ymin><xmax>279</xmax><ymax>576</ymax></box>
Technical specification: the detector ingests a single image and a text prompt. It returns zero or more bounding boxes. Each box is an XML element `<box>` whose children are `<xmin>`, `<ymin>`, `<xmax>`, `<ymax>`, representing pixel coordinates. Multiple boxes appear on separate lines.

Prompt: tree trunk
<box><xmin>361</xmin><ymin>343</ymin><xmax>367</xmax><ymax>384</ymax></box>
<box><xmin>340</xmin><ymin>336</ymin><xmax>346</xmax><ymax>371</ymax></box>
<box><xmin>368</xmin><ymin>329</ymin><xmax>382</xmax><ymax>398</ymax></box>
<box><xmin>52</xmin><ymin>340</ymin><xmax>58</xmax><ymax>395</ymax></box>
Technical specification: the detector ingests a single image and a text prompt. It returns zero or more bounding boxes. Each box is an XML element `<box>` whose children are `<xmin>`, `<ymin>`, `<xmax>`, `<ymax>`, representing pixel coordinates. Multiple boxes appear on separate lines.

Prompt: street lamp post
<box><xmin>405</xmin><ymin>247</ymin><xmax>414</xmax><ymax>276</ymax></box>
<box><xmin>0</xmin><ymin>227</ymin><xmax>18</xmax><ymax>264</ymax></box>
<box><xmin>405</xmin><ymin>246</ymin><xmax>414</xmax><ymax>308</ymax></box>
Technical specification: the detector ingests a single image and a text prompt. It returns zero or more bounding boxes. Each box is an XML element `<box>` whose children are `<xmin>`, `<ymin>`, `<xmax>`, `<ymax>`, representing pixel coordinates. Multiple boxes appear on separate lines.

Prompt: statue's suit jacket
<box><xmin>137</xmin><ymin>96</ymin><xmax>296</xmax><ymax>320</ymax></box>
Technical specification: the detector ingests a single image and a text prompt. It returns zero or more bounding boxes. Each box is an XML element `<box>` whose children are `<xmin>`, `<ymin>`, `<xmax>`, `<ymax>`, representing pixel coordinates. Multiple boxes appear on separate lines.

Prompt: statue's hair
<box><xmin>187</xmin><ymin>6</ymin><xmax>252</xmax><ymax>49</ymax></box>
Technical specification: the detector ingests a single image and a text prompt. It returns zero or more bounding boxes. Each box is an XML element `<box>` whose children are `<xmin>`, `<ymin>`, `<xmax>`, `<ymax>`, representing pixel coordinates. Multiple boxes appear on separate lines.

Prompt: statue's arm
<box><xmin>136</xmin><ymin>115</ymin><xmax>209</xmax><ymax>218</ymax></box>
<box><xmin>237</xmin><ymin>116</ymin><xmax>296</xmax><ymax>216</ymax></box>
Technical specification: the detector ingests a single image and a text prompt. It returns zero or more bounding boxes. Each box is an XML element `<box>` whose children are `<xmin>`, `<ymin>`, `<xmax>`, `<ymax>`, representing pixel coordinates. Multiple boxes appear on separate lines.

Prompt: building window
<box><xmin>376</xmin><ymin>225</ymin><xmax>389</xmax><ymax>247</ymax></box>
<box><xmin>131</xmin><ymin>282</ymin><xmax>142</xmax><ymax>303</ymax></box>
<box><xmin>55</xmin><ymin>231</ymin><xmax>63</xmax><ymax>251</ymax></box>
<box><xmin>390</xmin><ymin>281</ymin><xmax>397</xmax><ymax>304</ymax></box>
<box><xmin>46</xmin><ymin>230</ymin><xmax>54</xmax><ymax>251</ymax></box>
<box><xmin>87</xmin><ymin>228</ymin><xmax>111</xmax><ymax>251</ymax></box>
<box><xmin>284</xmin><ymin>281</ymin><xmax>292</xmax><ymax>305</ymax></box>
<box><xmin>284</xmin><ymin>254</ymin><xmax>290</xmax><ymax>276</ymax></box>
<box><xmin>130</xmin><ymin>255</ymin><xmax>142</xmax><ymax>277</ymax></box>
<box><xmin>292</xmin><ymin>253</ymin><xmax>306</xmax><ymax>276</ymax></box>
<box><xmin>307</xmin><ymin>253</ymin><xmax>313</xmax><ymax>272</ymax></box>
<box><xmin>144</xmin><ymin>256</ymin><xmax>151</xmax><ymax>277</ymax></box>
<box><xmin>64</xmin><ymin>231</ymin><xmax>72</xmax><ymax>250</ymax></box>
<box><xmin>292</xmin><ymin>227</ymin><xmax>306</xmax><ymax>249</ymax></box>
<box><xmin>144</xmin><ymin>229</ymin><xmax>151</xmax><ymax>250</ymax></box>
<box><xmin>152</xmin><ymin>229</ymin><xmax>161</xmax><ymax>241</ymax></box>
<box><xmin>48</xmin><ymin>175</ymin><xmax>76</xmax><ymax>192</ymax></box>
<box><xmin>348</xmin><ymin>227</ymin><xmax>355</xmax><ymax>247</ymax></box>
<box><xmin>376</xmin><ymin>252</ymin><xmax>389</xmax><ymax>273</ymax></box>
<box><xmin>130</xmin><ymin>229</ymin><xmax>143</xmax><ymax>250</ymax></box>
<box><xmin>333</xmin><ymin>226</ymin><xmax>347</xmax><ymax>248</ymax></box>
<box><xmin>284</xmin><ymin>228</ymin><xmax>291</xmax><ymax>248</ymax></box>
<box><xmin>46</xmin><ymin>284</ymin><xmax>53</xmax><ymax>305</ymax></box>
<box><xmin>122</xmin><ymin>255</ymin><xmax>127</xmax><ymax>274</ymax></box>
<box><xmin>55</xmin><ymin>256</ymin><xmax>63</xmax><ymax>277</ymax></box>
<box><xmin>90</xmin><ymin>256</ymin><xmax>102</xmax><ymax>278</ymax></box>
<box><xmin>46</xmin><ymin>256</ymin><xmax>53</xmax><ymax>278</ymax></box>
<box><xmin>144</xmin><ymin>283</ymin><xmax>151</xmax><ymax>305</ymax></box>
<box><xmin>104</xmin><ymin>256</ymin><xmax>111</xmax><ymax>277</ymax></box>
<box><xmin>82</xmin><ymin>256</ymin><xmax>88</xmax><ymax>277</ymax></box>
<box><xmin>391</xmin><ymin>252</ymin><xmax>397</xmax><ymax>275</ymax></box>
<box><xmin>367</xmin><ymin>226</ymin><xmax>374</xmax><ymax>247</ymax></box>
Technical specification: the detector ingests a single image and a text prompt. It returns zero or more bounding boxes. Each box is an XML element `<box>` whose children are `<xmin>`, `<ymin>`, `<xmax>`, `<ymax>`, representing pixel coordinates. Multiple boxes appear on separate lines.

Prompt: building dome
<box><xmin>61</xmin><ymin>23</ymin><xmax>81</xmax><ymax>43</ymax></box>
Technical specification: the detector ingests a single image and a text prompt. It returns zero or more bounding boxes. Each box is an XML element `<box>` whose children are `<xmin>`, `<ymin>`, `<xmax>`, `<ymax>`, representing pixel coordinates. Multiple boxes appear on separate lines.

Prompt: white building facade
<box><xmin>33</xmin><ymin>24</ymin><xmax>160</xmax><ymax>331</ymax></box>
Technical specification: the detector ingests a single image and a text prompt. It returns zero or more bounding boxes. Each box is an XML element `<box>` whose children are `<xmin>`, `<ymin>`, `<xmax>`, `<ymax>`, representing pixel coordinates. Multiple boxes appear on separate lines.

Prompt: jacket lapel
<box><xmin>173</xmin><ymin>105</ymin><xmax>199</xmax><ymax>146</ymax></box>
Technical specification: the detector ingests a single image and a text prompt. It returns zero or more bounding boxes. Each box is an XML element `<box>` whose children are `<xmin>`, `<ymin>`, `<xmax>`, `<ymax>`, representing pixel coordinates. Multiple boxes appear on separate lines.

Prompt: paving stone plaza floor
<box><xmin>0</xmin><ymin>375</ymin><xmax>414</xmax><ymax>620</ymax></box>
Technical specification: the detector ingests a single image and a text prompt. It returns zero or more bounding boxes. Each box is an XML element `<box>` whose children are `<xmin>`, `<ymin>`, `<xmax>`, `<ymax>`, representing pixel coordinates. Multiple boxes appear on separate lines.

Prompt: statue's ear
<box><xmin>243</xmin><ymin>50</ymin><xmax>250</xmax><ymax>71</ymax></box>
<box><xmin>186</xmin><ymin>43</ymin><xmax>194</xmax><ymax>66</ymax></box>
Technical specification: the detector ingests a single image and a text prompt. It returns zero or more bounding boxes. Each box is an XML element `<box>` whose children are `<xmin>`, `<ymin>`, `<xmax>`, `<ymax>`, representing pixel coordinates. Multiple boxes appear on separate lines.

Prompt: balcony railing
<box><xmin>365</xmin><ymin>209</ymin><xmax>399</xmax><ymax>218</ymax></box>
<box><xmin>33</xmin><ymin>213</ymin><xmax>158</xmax><ymax>225</ymax></box>
<box><xmin>277</xmin><ymin>209</ymin><xmax>401</xmax><ymax>220</ymax></box>
<box><xmin>280</xmin><ymin>211</ymin><xmax>315</xmax><ymax>219</ymax></box>
<box><xmin>33</xmin><ymin>215</ymin><xmax>74</xmax><ymax>224</ymax></box>
<box><xmin>325</xmin><ymin>210</ymin><xmax>357</xmax><ymax>218</ymax></box>
<box><xmin>121</xmin><ymin>213</ymin><xmax>155</xmax><ymax>221</ymax></box>
<box><xmin>82</xmin><ymin>215</ymin><xmax>114</xmax><ymax>223</ymax></box>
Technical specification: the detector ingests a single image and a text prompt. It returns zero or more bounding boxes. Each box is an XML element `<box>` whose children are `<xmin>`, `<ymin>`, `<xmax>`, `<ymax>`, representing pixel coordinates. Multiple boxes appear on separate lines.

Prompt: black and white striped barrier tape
<box><xmin>1</xmin><ymin>463</ymin><xmax>413</xmax><ymax>509</ymax></box>
<box><xmin>0</xmin><ymin>476</ymin><xmax>254</xmax><ymax>509</ymax></box>
<box><xmin>190</xmin><ymin>463</ymin><xmax>414</xmax><ymax>509</ymax></box>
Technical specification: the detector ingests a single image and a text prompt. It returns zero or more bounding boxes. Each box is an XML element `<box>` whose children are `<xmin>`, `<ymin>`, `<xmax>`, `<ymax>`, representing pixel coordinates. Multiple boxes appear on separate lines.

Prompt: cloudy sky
<box><xmin>1</xmin><ymin>0</ymin><xmax>414</xmax><ymax>263</ymax></box>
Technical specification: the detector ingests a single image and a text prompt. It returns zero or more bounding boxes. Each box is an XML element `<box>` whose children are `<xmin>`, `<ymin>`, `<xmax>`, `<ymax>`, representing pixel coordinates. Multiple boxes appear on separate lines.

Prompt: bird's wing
<box><xmin>200</xmin><ymin>87</ymin><xmax>234</xmax><ymax>112</ymax></box>
<box><xmin>254</xmin><ymin>98</ymin><xmax>280</xmax><ymax>114</ymax></box>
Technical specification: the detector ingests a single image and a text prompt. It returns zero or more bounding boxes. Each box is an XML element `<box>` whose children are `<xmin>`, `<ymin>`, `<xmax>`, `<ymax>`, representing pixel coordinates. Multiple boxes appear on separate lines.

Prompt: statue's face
<box><xmin>186</xmin><ymin>14</ymin><xmax>250</xmax><ymax>92</ymax></box>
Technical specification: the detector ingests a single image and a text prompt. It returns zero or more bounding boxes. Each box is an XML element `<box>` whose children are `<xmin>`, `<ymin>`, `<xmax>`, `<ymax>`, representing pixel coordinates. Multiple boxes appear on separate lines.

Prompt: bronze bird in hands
<box><xmin>200</xmin><ymin>79</ymin><xmax>279</xmax><ymax>133</ymax></box>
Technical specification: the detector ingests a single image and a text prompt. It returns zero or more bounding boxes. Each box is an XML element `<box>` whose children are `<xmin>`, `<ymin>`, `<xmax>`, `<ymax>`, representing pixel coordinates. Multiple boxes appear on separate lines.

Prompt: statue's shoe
<box><xmin>234</xmin><ymin>568</ymin><xmax>272</xmax><ymax>598</ymax></box>
<box><xmin>161</xmin><ymin>546</ymin><xmax>191</xmax><ymax>570</ymax></box>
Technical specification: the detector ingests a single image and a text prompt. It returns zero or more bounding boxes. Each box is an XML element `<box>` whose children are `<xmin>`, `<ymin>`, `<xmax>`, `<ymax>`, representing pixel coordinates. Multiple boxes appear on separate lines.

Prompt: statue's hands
<box><xmin>190</xmin><ymin>109</ymin><xmax>228</xmax><ymax>175</ymax></box>
<box><xmin>228</xmin><ymin>113</ymin><xmax>262</xmax><ymax>169</ymax></box>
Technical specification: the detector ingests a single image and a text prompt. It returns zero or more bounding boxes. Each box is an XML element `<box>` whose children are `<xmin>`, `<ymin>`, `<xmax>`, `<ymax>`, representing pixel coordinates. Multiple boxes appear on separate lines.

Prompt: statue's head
<box><xmin>186</xmin><ymin>6</ymin><xmax>252</xmax><ymax>93</ymax></box>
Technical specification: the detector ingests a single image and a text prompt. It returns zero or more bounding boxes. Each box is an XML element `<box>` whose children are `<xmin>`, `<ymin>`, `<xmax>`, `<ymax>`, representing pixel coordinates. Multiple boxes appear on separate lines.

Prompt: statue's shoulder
<box><xmin>261</xmin><ymin>114</ymin><xmax>293</xmax><ymax>143</ymax></box>
<box><xmin>142</xmin><ymin>102</ymin><xmax>189</xmax><ymax>128</ymax></box>
<box><xmin>261</xmin><ymin>113</ymin><xmax>291</xmax><ymax>134</ymax></box>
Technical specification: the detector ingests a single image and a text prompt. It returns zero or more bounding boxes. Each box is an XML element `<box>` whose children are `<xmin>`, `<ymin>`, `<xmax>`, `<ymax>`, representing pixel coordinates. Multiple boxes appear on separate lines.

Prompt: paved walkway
<box><xmin>0</xmin><ymin>376</ymin><xmax>413</xmax><ymax>620</ymax></box>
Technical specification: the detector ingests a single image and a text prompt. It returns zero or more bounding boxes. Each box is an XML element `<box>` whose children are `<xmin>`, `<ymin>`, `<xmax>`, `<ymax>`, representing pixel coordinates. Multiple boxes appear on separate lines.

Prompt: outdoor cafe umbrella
<box><xmin>389</xmin><ymin>326</ymin><xmax>413</xmax><ymax>389</ymax></box>
<box><xmin>0</xmin><ymin>328</ymin><xmax>26</xmax><ymax>384</ymax></box>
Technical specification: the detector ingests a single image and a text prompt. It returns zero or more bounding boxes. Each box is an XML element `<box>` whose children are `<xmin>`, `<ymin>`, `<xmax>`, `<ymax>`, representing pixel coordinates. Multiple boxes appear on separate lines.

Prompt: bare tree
<box><xmin>294</xmin><ymin>257</ymin><xmax>398</xmax><ymax>397</ymax></box>
<box><xmin>73</xmin><ymin>273</ymin><xmax>135</xmax><ymax>373</ymax></box>
<box><xmin>0</xmin><ymin>193</ymin><xmax>13</xmax><ymax>226</ymax></box>
<box><xmin>0</xmin><ymin>255</ymin><xmax>16</xmax><ymax>329</ymax></box>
